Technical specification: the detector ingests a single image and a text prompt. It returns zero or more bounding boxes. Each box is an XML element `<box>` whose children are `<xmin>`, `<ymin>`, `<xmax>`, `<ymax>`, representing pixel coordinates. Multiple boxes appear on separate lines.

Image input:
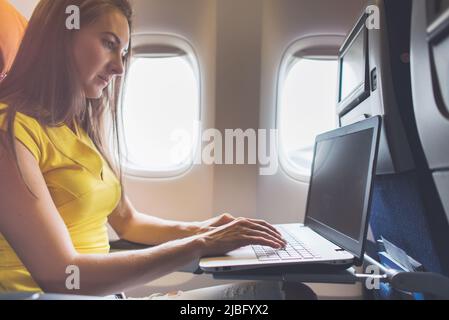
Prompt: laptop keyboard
<box><xmin>252</xmin><ymin>227</ymin><xmax>320</xmax><ymax>261</ymax></box>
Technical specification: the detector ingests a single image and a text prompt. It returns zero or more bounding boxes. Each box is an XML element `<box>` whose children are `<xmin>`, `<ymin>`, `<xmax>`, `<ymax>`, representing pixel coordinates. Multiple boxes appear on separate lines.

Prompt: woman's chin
<box><xmin>85</xmin><ymin>89</ymin><xmax>104</xmax><ymax>99</ymax></box>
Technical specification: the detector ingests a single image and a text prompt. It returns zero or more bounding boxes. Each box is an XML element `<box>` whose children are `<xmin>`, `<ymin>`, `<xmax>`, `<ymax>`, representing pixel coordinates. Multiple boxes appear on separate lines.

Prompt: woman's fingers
<box><xmin>240</xmin><ymin>220</ymin><xmax>286</xmax><ymax>245</ymax></box>
<box><xmin>242</xmin><ymin>235</ymin><xmax>283</xmax><ymax>249</ymax></box>
<box><xmin>242</xmin><ymin>228</ymin><xmax>285</xmax><ymax>248</ymax></box>
<box><xmin>248</xmin><ymin>219</ymin><xmax>283</xmax><ymax>237</ymax></box>
<box><xmin>199</xmin><ymin>218</ymin><xmax>288</xmax><ymax>256</ymax></box>
<box><xmin>209</xmin><ymin>213</ymin><xmax>236</xmax><ymax>227</ymax></box>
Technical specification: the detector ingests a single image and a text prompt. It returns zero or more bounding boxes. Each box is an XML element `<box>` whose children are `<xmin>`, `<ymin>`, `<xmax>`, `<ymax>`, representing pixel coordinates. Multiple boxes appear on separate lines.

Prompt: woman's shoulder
<box><xmin>0</xmin><ymin>103</ymin><xmax>44</xmax><ymax>132</ymax></box>
<box><xmin>0</xmin><ymin>103</ymin><xmax>47</xmax><ymax>162</ymax></box>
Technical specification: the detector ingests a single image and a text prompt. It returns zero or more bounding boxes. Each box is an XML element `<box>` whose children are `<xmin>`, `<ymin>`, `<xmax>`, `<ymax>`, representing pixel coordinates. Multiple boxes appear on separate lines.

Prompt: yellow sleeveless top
<box><xmin>0</xmin><ymin>103</ymin><xmax>122</xmax><ymax>292</ymax></box>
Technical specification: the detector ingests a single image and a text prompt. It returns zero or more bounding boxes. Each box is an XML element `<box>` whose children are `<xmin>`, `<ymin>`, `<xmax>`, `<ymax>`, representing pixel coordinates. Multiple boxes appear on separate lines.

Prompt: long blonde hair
<box><xmin>0</xmin><ymin>0</ymin><xmax>133</xmax><ymax>199</ymax></box>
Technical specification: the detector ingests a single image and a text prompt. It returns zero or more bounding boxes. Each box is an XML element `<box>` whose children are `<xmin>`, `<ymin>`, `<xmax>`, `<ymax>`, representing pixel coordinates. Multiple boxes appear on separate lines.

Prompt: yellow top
<box><xmin>0</xmin><ymin>103</ymin><xmax>122</xmax><ymax>292</ymax></box>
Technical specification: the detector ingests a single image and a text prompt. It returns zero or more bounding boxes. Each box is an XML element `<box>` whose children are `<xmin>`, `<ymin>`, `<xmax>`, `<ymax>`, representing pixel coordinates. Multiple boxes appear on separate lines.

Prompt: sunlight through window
<box><xmin>122</xmin><ymin>56</ymin><xmax>200</xmax><ymax>175</ymax></box>
<box><xmin>278</xmin><ymin>58</ymin><xmax>338</xmax><ymax>178</ymax></box>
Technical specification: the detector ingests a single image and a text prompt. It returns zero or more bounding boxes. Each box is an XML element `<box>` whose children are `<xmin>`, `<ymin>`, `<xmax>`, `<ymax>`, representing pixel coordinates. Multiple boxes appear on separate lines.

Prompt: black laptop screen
<box><xmin>306</xmin><ymin>128</ymin><xmax>374</xmax><ymax>241</ymax></box>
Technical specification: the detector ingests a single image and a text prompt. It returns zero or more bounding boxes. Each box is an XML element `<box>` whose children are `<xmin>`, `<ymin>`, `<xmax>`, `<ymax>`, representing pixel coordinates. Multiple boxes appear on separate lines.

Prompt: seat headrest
<box><xmin>0</xmin><ymin>0</ymin><xmax>28</xmax><ymax>79</ymax></box>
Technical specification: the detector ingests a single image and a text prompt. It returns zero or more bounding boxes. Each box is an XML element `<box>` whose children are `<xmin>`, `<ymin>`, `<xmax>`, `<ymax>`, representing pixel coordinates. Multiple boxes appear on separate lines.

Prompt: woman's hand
<box><xmin>194</xmin><ymin>217</ymin><xmax>287</xmax><ymax>257</ymax></box>
<box><xmin>193</xmin><ymin>213</ymin><xmax>236</xmax><ymax>233</ymax></box>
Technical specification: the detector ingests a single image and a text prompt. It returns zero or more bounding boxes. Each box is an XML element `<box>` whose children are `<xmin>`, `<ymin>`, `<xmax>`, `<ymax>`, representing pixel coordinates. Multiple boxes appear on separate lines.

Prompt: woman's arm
<box><xmin>0</xmin><ymin>136</ymin><xmax>285</xmax><ymax>296</ymax></box>
<box><xmin>109</xmin><ymin>200</ymin><xmax>273</xmax><ymax>246</ymax></box>
<box><xmin>108</xmin><ymin>197</ymin><xmax>206</xmax><ymax>245</ymax></box>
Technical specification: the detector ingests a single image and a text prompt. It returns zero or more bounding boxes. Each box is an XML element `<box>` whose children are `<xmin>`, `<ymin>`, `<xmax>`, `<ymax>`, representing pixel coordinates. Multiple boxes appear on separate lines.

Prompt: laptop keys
<box><xmin>252</xmin><ymin>246</ymin><xmax>279</xmax><ymax>260</ymax></box>
<box><xmin>252</xmin><ymin>227</ymin><xmax>320</xmax><ymax>261</ymax></box>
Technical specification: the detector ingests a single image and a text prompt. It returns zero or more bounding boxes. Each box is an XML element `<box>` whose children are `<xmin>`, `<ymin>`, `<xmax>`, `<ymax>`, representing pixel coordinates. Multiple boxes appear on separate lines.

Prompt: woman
<box><xmin>0</xmin><ymin>0</ymin><xmax>314</xmax><ymax>299</ymax></box>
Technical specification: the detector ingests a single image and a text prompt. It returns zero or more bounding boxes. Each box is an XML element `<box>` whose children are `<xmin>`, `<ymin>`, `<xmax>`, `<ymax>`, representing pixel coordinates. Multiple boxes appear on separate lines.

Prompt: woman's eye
<box><xmin>103</xmin><ymin>39</ymin><xmax>115</xmax><ymax>50</ymax></box>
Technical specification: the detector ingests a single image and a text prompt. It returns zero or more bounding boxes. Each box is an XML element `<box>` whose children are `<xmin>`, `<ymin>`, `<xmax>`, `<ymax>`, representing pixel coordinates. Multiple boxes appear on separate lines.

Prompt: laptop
<box><xmin>200</xmin><ymin>116</ymin><xmax>381</xmax><ymax>272</ymax></box>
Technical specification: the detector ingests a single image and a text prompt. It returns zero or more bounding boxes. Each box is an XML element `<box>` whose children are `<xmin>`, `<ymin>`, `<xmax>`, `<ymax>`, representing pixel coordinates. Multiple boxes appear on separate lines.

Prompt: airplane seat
<box><xmin>371</xmin><ymin>0</ymin><xmax>449</xmax><ymax>298</ymax></box>
<box><xmin>369</xmin><ymin>0</ymin><xmax>449</xmax><ymax>299</ymax></box>
<box><xmin>0</xmin><ymin>0</ymin><xmax>28</xmax><ymax>81</ymax></box>
<box><xmin>410</xmin><ymin>0</ymin><xmax>449</xmax><ymax>227</ymax></box>
<box><xmin>408</xmin><ymin>0</ymin><xmax>449</xmax><ymax>275</ymax></box>
<box><xmin>338</xmin><ymin>0</ymin><xmax>449</xmax><ymax>299</ymax></box>
<box><xmin>371</xmin><ymin>0</ymin><xmax>449</xmax><ymax>279</ymax></box>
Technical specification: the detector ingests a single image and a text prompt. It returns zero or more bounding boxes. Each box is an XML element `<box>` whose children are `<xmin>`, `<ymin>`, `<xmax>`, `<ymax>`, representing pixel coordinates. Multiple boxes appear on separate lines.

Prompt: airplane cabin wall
<box><xmin>257</xmin><ymin>0</ymin><xmax>367</xmax><ymax>299</ymax></box>
<box><xmin>257</xmin><ymin>0</ymin><xmax>366</xmax><ymax>222</ymax></box>
<box><xmin>212</xmin><ymin>0</ymin><xmax>263</xmax><ymax>219</ymax></box>
<box><xmin>124</xmin><ymin>0</ymin><xmax>217</xmax><ymax>229</ymax></box>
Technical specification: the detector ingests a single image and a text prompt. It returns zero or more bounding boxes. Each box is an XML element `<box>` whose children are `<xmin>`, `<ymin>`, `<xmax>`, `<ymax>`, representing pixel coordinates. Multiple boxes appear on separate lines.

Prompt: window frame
<box><xmin>275</xmin><ymin>35</ymin><xmax>344</xmax><ymax>182</ymax></box>
<box><xmin>119</xmin><ymin>34</ymin><xmax>202</xmax><ymax>179</ymax></box>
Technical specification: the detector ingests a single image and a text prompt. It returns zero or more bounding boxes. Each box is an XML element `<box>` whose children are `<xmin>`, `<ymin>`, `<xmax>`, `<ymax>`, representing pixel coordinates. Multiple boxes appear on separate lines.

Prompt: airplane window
<box><xmin>278</xmin><ymin>58</ymin><xmax>338</xmax><ymax>179</ymax></box>
<box><xmin>120</xmin><ymin>55</ymin><xmax>200</xmax><ymax>176</ymax></box>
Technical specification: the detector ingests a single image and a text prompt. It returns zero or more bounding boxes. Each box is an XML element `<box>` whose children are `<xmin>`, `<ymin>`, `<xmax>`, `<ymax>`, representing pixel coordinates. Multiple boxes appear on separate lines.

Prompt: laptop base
<box><xmin>205</xmin><ymin>261</ymin><xmax>354</xmax><ymax>275</ymax></box>
<box><xmin>211</xmin><ymin>264</ymin><xmax>357</xmax><ymax>285</ymax></box>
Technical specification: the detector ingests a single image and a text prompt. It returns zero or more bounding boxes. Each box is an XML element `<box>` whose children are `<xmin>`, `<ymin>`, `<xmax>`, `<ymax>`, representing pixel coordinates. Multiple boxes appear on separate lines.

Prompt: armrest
<box><xmin>109</xmin><ymin>239</ymin><xmax>151</xmax><ymax>251</ymax></box>
<box><xmin>365</xmin><ymin>254</ymin><xmax>449</xmax><ymax>299</ymax></box>
<box><xmin>390</xmin><ymin>271</ymin><xmax>449</xmax><ymax>299</ymax></box>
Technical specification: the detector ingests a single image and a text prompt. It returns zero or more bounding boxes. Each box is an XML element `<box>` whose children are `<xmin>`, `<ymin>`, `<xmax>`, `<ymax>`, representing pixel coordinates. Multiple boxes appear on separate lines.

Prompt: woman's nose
<box><xmin>110</xmin><ymin>55</ymin><xmax>125</xmax><ymax>76</ymax></box>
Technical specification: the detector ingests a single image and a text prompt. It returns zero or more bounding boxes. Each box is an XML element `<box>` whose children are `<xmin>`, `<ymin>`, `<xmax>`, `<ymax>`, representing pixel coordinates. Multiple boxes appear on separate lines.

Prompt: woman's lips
<box><xmin>97</xmin><ymin>75</ymin><xmax>109</xmax><ymax>86</ymax></box>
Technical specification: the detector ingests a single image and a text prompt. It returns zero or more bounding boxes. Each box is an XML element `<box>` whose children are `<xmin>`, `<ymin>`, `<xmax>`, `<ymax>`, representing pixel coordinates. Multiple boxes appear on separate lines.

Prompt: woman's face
<box><xmin>72</xmin><ymin>10</ymin><xmax>130</xmax><ymax>99</ymax></box>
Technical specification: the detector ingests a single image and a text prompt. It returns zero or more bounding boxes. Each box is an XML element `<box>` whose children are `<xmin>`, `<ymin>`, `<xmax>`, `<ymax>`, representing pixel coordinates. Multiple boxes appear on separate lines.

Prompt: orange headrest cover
<box><xmin>0</xmin><ymin>0</ymin><xmax>28</xmax><ymax>79</ymax></box>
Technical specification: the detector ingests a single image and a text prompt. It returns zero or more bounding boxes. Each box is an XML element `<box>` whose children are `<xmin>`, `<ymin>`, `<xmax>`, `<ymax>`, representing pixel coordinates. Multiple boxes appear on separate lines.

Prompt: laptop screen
<box><xmin>339</xmin><ymin>27</ymin><xmax>365</xmax><ymax>103</ymax></box>
<box><xmin>304</xmin><ymin>117</ymin><xmax>380</xmax><ymax>260</ymax></box>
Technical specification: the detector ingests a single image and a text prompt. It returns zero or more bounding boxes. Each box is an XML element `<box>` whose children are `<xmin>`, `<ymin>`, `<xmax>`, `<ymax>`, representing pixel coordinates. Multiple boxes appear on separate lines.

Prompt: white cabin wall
<box><xmin>212</xmin><ymin>0</ymin><xmax>263</xmax><ymax>219</ymax></box>
<box><xmin>257</xmin><ymin>0</ymin><xmax>367</xmax><ymax>224</ymax></box>
<box><xmin>124</xmin><ymin>0</ymin><xmax>217</xmax><ymax>224</ymax></box>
